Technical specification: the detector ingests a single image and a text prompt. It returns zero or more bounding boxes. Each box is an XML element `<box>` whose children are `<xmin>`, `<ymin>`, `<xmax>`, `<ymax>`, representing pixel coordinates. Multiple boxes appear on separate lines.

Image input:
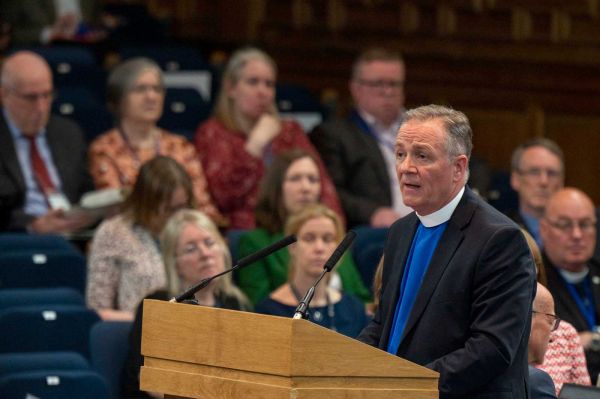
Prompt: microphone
<box><xmin>293</xmin><ymin>230</ymin><xmax>356</xmax><ymax>320</ymax></box>
<box><xmin>172</xmin><ymin>234</ymin><xmax>297</xmax><ymax>303</ymax></box>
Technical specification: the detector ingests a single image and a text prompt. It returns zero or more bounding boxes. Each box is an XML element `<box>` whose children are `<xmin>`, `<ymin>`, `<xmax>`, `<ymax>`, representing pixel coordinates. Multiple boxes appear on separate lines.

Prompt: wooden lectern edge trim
<box><xmin>141</xmin><ymin>300</ymin><xmax>439</xmax><ymax>380</ymax></box>
<box><xmin>141</xmin><ymin>366</ymin><xmax>439</xmax><ymax>399</ymax></box>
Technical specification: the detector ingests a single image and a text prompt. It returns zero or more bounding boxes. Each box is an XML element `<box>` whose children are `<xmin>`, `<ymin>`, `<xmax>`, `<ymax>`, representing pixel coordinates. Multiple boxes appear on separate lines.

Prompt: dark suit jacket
<box><xmin>543</xmin><ymin>255</ymin><xmax>600</xmax><ymax>333</ymax></box>
<box><xmin>0</xmin><ymin>112</ymin><xmax>93</xmax><ymax>231</ymax></box>
<box><xmin>310</xmin><ymin>115</ymin><xmax>392</xmax><ymax>227</ymax></box>
<box><xmin>529</xmin><ymin>366</ymin><xmax>557</xmax><ymax>399</ymax></box>
<box><xmin>359</xmin><ymin>188</ymin><xmax>536</xmax><ymax>398</ymax></box>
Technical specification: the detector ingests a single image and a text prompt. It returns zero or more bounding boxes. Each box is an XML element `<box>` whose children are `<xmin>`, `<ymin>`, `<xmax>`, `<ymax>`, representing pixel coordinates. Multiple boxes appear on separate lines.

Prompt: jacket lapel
<box><xmin>350</xmin><ymin>113</ymin><xmax>393</xmax><ymax>193</ymax></box>
<box><xmin>379</xmin><ymin>215</ymin><xmax>419</xmax><ymax>348</ymax></box>
<box><xmin>46</xmin><ymin>122</ymin><xmax>71</xmax><ymax>196</ymax></box>
<box><xmin>0</xmin><ymin>114</ymin><xmax>26</xmax><ymax>192</ymax></box>
<box><xmin>399</xmin><ymin>188</ymin><xmax>478</xmax><ymax>344</ymax></box>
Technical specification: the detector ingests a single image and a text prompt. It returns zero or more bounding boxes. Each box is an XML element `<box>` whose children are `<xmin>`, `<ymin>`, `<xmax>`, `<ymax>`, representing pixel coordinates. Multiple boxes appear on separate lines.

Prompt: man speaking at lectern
<box><xmin>358</xmin><ymin>105</ymin><xmax>536</xmax><ymax>398</ymax></box>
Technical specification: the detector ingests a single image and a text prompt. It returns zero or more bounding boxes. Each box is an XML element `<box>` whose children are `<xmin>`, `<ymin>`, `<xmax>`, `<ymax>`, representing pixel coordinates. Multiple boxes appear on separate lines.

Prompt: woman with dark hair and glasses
<box><xmin>89</xmin><ymin>57</ymin><xmax>223</xmax><ymax>224</ymax></box>
<box><xmin>237</xmin><ymin>149</ymin><xmax>369</xmax><ymax>305</ymax></box>
<box><xmin>86</xmin><ymin>156</ymin><xmax>194</xmax><ymax>321</ymax></box>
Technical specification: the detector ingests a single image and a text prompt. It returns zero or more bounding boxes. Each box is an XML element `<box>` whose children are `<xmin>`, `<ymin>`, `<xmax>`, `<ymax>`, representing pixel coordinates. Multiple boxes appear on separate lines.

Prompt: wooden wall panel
<box><xmin>463</xmin><ymin>108</ymin><xmax>534</xmax><ymax>171</ymax></box>
<box><xmin>546</xmin><ymin>115</ymin><xmax>600</xmax><ymax>204</ymax></box>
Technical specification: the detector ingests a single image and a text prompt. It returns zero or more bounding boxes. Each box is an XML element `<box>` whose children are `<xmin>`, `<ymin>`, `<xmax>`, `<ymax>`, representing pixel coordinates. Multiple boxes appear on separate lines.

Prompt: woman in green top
<box><xmin>236</xmin><ymin>149</ymin><xmax>371</xmax><ymax>305</ymax></box>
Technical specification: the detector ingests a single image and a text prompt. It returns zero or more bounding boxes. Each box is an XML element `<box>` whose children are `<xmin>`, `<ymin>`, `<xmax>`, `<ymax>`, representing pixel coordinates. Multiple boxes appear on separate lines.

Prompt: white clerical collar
<box><xmin>559</xmin><ymin>267</ymin><xmax>590</xmax><ymax>284</ymax></box>
<box><xmin>417</xmin><ymin>186</ymin><xmax>465</xmax><ymax>227</ymax></box>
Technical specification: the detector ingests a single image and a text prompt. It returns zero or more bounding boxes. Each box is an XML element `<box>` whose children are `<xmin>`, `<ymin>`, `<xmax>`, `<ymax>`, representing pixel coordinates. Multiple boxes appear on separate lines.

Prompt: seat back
<box><xmin>90</xmin><ymin>321</ymin><xmax>133</xmax><ymax>399</ymax></box>
<box><xmin>0</xmin><ymin>233</ymin><xmax>79</xmax><ymax>254</ymax></box>
<box><xmin>0</xmin><ymin>305</ymin><xmax>100</xmax><ymax>359</ymax></box>
<box><xmin>52</xmin><ymin>87</ymin><xmax>113</xmax><ymax>142</ymax></box>
<box><xmin>26</xmin><ymin>45</ymin><xmax>106</xmax><ymax>98</ymax></box>
<box><xmin>0</xmin><ymin>370</ymin><xmax>109</xmax><ymax>399</ymax></box>
<box><xmin>0</xmin><ymin>287</ymin><xmax>84</xmax><ymax>311</ymax></box>
<box><xmin>277</xmin><ymin>83</ymin><xmax>326</xmax><ymax>132</ymax></box>
<box><xmin>158</xmin><ymin>87</ymin><xmax>212</xmax><ymax>138</ymax></box>
<box><xmin>352</xmin><ymin>227</ymin><xmax>389</xmax><ymax>290</ymax></box>
<box><xmin>0</xmin><ymin>251</ymin><xmax>87</xmax><ymax>294</ymax></box>
<box><xmin>559</xmin><ymin>383</ymin><xmax>600</xmax><ymax>398</ymax></box>
<box><xmin>0</xmin><ymin>352</ymin><xmax>89</xmax><ymax>377</ymax></box>
<box><xmin>119</xmin><ymin>45</ymin><xmax>208</xmax><ymax>71</ymax></box>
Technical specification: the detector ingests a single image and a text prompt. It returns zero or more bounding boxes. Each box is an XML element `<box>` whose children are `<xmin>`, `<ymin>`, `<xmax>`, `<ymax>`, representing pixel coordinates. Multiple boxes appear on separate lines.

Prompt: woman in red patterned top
<box><xmin>89</xmin><ymin>57</ymin><xmax>223</xmax><ymax>225</ymax></box>
<box><xmin>194</xmin><ymin>47</ymin><xmax>343</xmax><ymax>230</ymax></box>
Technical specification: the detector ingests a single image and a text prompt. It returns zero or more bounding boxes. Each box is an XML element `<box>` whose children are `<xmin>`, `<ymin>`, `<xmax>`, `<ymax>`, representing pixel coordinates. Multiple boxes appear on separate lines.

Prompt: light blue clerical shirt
<box><xmin>386</xmin><ymin>187</ymin><xmax>465</xmax><ymax>355</ymax></box>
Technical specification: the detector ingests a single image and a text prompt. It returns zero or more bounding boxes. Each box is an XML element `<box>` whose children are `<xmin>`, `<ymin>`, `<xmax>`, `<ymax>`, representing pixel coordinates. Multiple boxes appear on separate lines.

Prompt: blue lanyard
<box><xmin>350</xmin><ymin>111</ymin><xmax>396</xmax><ymax>153</ymax></box>
<box><xmin>562</xmin><ymin>275</ymin><xmax>597</xmax><ymax>330</ymax></box>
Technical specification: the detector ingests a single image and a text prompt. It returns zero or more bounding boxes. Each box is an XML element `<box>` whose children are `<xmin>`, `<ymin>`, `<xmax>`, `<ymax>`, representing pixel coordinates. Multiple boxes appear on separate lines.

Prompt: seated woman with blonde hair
<box><xmin>194</xmin><ymin>47</ymin><xmax>342</xmax><ymax>229</ymax></box>
<box><xmin>122</xmin><ymin>208</ymin><xmax>251</xmax><ymax>399</ymax></box>
<box><xmin>255</xmin><ymin>204</ymin><xmax>368</xmax><ymax>338</ymax></box>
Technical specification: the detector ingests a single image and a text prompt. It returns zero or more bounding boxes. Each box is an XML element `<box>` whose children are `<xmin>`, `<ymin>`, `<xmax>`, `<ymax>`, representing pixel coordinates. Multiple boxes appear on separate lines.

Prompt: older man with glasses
<box><xmin>529</xmin><ymin>283</ymin><xmax>560</xmax><ymax>399</ymax></box>
<box><xmin>0</xmin><ymin>50</ymin><xmax>93</xmax><ymax>232</ymax></box>
<box><xmin>510</xmin><ymin>138</ymin><xmax>565</xmax><ymax>246</ymax></box>
<box><xmin>540</xmin><ymin>187</ymin><xmax>600</xmax><ymax>383</ymax></box>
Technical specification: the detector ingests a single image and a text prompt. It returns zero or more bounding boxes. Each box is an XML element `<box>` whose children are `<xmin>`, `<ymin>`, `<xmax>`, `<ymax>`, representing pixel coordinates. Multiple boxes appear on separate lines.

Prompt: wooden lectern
<box><xmin>140</xmin><ymin>299</ymin><xmax>438</xmax><ymax>398</ymax></box>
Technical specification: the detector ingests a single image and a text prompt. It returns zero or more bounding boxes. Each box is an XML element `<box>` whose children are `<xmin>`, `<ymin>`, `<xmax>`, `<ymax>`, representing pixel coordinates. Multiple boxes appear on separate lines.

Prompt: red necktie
<box><xmin>27</xmin><ymin>136</ymin><xmax>56</xmax><ymax>195</ymax></box>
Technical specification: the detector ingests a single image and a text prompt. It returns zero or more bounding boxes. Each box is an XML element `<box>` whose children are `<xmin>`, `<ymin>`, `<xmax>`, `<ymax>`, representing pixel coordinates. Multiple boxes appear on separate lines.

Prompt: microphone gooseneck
<box><xmin>173</xmin><ymin>234</ymin><xmax>297</xmax><ymax>303</ymax></box>
<box><xmin>293</xmin><ymin>231</ymin><xmax>357</xmax><ymax>319</ymax></box>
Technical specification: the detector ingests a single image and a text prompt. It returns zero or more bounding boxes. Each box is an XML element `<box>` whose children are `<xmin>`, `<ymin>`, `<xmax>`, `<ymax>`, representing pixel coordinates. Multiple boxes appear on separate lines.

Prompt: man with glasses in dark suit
<box><xmin>310</xmin><ymin>48</ymin><xmax>411</xmax><ymax>228</ymax></box>
<box><xmin>0</xmin><ymin>50</ymin><xmax>93</xmax><ymax>232</ymax></box>
<box><xmin>541</xmin><ymin>187</ymin><xmax>600</xmax><ymax>383</ymax></box>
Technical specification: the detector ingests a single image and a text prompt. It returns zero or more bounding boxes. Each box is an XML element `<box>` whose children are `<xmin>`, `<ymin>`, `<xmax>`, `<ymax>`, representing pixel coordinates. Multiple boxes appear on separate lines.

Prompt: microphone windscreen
<box><xmin>323</xmin><ymin>230</ymin><xmax>357</xmax><ymax>272</ymax></box>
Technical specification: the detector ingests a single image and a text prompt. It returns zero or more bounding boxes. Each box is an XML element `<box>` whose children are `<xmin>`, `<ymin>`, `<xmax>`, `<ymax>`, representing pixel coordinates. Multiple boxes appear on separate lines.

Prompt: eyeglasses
<box><xmin>10</xmin><ymin>89</ymin><xmax>55</xmax><ymax>103</ymax></box>
<box><xmin>544</xmin><ymin>218</ymin><xmax>597</xmax><ymax>234</ymax></box>
<box><xmin>533</xmin><ymin>310</ymin><xmax>561</xmax><ymax>331</ymax></box>
<box><xmin>129</xmin><ymin>84</ymin><xmax>165</xmax><ymax>95</ymax></box>
<box><xmin>516</xmin><ymin>168</ymin><xmax>562</xmax><ymax>180</ymax></box>
<box><xmin>177</xmin><ymin>239</ymin><xmax>218</xmax><ymax>258</ymax></box>
<box><xmin>356</xmin><ymin>79</ymin><xmax>403</xmax><ymax>91</ymax></box>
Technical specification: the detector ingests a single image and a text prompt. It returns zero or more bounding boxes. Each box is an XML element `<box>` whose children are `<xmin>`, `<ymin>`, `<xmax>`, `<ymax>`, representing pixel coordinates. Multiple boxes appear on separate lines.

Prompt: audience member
<box><xmin>0</xmin><ymin>50</ymin><xmax>94</xmax><ymax>233</ymax></box>
<box><xmin>255</xmin><ymin>204</ymin><xmax>368</xmax><ymax>338</ymax></box>
<box><xmin>237</xmin><ymin>149</ymin><xmax>370</xmax><ymax>305</ymax></box>
<box><xmin>86</xmin><ymin>156</ymin><xmax>194</xmax><ymax>321</ymax></box>
<box><xmin>358</xmin><ymin>105</ymin><xmax>536</xmax><ymax>398</ymax></box>
<box><xmin>310</xmin><ymin>48</ymin><xmax>411</xmax><ymax>228</ymax></box>
<box><xmin>510</xmin><ymin>138</ymin><xmax>565</xmax><ymax>248</ymax></box>
<box><xmin>89</xmin><ymin>57</ymin><xmax>223</xmax><ymax>225</ymax></box>
<box><xmin>121</xmin><ymin>209</ymin><xmax>251</xmax><ymax>399</ymax></box>
<box><xmin>194</xmin><ymin>47</ymin><xmax>343</xmax><ymax>230</ymax></box>
<box><xmin>524</xmin><ymin>223</ymin><xmax>592</xmax><ymax>393</ymax></box>
<box><xmin>541</xmin><ymin>322</ymin><xmax>592</xmax><ymax>394</ymax></box>
<box><xmin>540</xmin><ymin>187</ymin><xmax>600</xmax><ymax>383</ymax></box>
<box><xmin>1</xmin><ymin>0</ymin><xmax>110</xmax><ymax>46</ymax></box>
<box><xmin>528</xmin><ymin>283</ymin><xmax>559</xmax><ymax>399</ymax></box>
